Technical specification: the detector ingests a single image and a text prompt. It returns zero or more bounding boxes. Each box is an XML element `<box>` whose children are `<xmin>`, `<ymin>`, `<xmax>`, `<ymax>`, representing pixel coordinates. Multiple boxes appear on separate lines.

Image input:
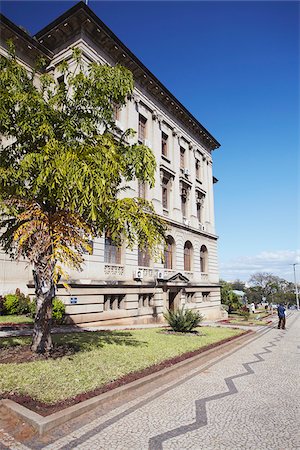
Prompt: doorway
<box><xmin>168</xmin><ymin>290</ymin><xmax>180</xmax><ymax>311</ymax></box>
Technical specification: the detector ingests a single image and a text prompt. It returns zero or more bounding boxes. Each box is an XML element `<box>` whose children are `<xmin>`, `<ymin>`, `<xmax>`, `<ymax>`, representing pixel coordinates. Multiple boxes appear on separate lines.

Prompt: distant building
<box><xmin>0</xmin><ymin>2</ymin><xmax>225</xmax><ymax>325</ymax></box>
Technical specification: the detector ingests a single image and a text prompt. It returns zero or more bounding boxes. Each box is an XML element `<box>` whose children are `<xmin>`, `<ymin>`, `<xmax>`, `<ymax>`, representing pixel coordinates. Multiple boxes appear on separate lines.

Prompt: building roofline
<box><xmin>0</xmin><ymin>13</ymin><xmax>53</xmax><ymax>59</ymax></box>
<box><xmin>35</xmin><ymin>1</ymin><xmax>221</xmax><ymax>150</ymax></box>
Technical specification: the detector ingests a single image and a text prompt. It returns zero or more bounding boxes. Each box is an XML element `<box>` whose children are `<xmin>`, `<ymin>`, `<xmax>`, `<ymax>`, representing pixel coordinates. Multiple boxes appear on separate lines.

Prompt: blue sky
<box><xmin>2</xmin><ymin>1</ymin><xmax>299</xmax><ymax>282</ymax></box>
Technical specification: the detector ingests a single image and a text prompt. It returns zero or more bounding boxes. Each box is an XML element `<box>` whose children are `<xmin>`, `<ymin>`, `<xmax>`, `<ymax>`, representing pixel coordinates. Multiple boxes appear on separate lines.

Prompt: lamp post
<box><xmin>291</xmin><ymin>263</ymin><xmax>299</xmax><ymax>311</ymax></box>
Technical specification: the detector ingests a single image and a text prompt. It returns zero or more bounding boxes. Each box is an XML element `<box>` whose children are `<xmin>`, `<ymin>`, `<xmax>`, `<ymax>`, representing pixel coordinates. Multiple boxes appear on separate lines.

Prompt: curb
<box><xmin>0</xmin><ymin>329</ymin><xmax>261</xmax><ymax>435</ymax></box>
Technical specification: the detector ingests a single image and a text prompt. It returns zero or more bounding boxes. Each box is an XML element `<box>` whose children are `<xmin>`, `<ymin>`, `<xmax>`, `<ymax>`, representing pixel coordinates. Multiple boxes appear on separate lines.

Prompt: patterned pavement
<box><xmin>1</xmin><ymin>312</ymin><xmax>299</xmax><ymax>450</ymax></box>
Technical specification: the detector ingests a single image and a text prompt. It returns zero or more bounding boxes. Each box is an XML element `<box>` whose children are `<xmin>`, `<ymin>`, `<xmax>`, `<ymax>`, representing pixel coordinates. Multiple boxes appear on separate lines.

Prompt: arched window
<box><xmin>104</xmin><ymin>235</ymin><xmax>121</xmax><ymax>264</ymax></box>
<box><xmin>164</xmin><ymin>236</ymin><xmax>175</xmax><ymax>269</ymax></box>
<box><xmin>200</xmin><ymin>245</ymin><xmax>208</xmax><ymax>273</ymax></box>
<box><xmin>184</xmin><ymin>241</ymin><xmax>193</xmax><ymax>271</ymax></box>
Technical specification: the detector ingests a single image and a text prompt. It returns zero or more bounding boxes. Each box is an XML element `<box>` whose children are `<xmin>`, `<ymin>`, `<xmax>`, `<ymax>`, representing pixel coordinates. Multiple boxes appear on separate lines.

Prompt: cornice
<box><xmin>34</xmin><ymin>1</ymin><xmax>221</xmax><ymax>152</ymax></box>
<box><xmin>0</xmin><ymin>14</ymin><xmax>53</xmax><ymax>61</ymax></box>
<box><xmin>163</xmin><ymin>217</ymin><xmax>218</xmax><ymax>241</ymax></box>
<box><xmin>28</xmin><ymin>281</ymin><xmax>220</xmax><ymax>289</ymax></box>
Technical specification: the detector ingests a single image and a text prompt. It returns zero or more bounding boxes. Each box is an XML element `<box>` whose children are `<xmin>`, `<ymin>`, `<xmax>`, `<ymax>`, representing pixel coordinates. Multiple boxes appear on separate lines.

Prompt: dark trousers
<box><xmin>278</xmin><ymin>316</ymin><xmax>286</xmax><ymax>329</ymax></box>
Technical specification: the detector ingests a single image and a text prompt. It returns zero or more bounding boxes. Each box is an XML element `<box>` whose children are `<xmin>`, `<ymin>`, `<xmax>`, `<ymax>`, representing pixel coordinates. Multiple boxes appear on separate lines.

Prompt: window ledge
<box><xmin>161</xmin><ymin>155</ymin><xmax>171</xmax><ymax>164</ymax></box>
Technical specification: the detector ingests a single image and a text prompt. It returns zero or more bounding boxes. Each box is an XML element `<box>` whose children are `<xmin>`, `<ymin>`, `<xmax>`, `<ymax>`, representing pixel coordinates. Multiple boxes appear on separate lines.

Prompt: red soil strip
<box><xmin>0</xmin><ymin>330</ymin><xmax>251</xmax><ymax>416</ymax></box>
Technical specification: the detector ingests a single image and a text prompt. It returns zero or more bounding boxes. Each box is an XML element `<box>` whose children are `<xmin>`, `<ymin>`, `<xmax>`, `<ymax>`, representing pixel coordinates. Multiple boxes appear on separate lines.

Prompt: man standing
<box><xmin>277</xmin><ymin>304</ymin><xmax>286</xmax><ymax>329</ymax></box>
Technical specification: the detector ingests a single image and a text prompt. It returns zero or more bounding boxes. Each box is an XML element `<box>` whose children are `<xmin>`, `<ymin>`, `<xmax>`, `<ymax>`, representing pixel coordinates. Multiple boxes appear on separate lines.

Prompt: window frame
<box><xmin>161</xmin><ymin>131</ymin><xmax>168</xmax><ymax>157</ymax></box>
<box><xmin>200</xmin><ymin>245</ymin><xmax>208</xmax><ymax>273</ymax></box>
<box><xmin>180</xmin><ymin>147</ymin><xmax>185</xmax><ymax>169</ymax></box>
<box><xmin>104</xmin><ymin>236</ymin><xmax>122</xmax><ymax>265</ymax></box>
<box><xmin>184</xmin><ymin>241</ymin><xmax>193</xmax><ymax>272</ymax></box>
<box><xmin>138</xmin><ymin>114</ymin><xmax>147</xmax><ymax>143</ymax></box>
<box><xmin>138</xmin><ymin>247</ymin><xmax>151</xmax><ymax>267</ymax></box>
<box><xmin>164</xmin><ymin>235</ymin><xmax>175</xmax><ymax>269</ymax></box>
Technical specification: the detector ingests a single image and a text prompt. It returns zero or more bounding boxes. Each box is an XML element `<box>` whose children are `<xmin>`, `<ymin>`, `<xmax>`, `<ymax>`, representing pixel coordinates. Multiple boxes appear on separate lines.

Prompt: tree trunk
<box><xmin>31</xmin><ymin>262</ymin><xmax>55</xmax><ymax>354</ymax></box>
<box><xmin>31</xmin><ymin>291</ymin><xmax>54</xmax><ymax>353</ymax></box>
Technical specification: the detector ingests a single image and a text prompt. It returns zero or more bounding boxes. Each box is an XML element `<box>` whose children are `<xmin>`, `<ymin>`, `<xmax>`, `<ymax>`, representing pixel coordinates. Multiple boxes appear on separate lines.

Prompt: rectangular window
<box><xmin>195</xmin><ymin>160</ymin><xmax>200</xmax><ymax>179</ymax></box>
<box><xmin>161</xmin><ymin>132</ymin><xmax>168</xmax><ymax>157</ymax></box>
<box><xmin>197</xmin><ymin>204</ymin><xmax>201</xmax><ymax>222</ymax></box>
<box><xmin>138</xmin><ymin>293</ymin><xmax>154</xmax><ymax>308</ymax></box>
<box><xmin>138</xmin><ymin>181</ymin><xmax>146</xmax><ymax>199</ymax></box>
<box><xmin>181</xmin><ymin>197</ymin><xmax>186</xmax><ymax>217</ymax></box>
<box><xmin>162</xmin><ymin>186</ymin><xmax>168</xmax><ymax>209</ymax></box>
<box><xmin>138</xmin><ymin>114</ymin><xmax>147</xmax><ymax>143</ymax></box>
<box><xmin>181</xmin><ymin>191</ymin><xmax>187</xmax><ymax>217</ymax></box>
<box><xmin>104</xmin><ymin>237</ymin><xmax>121</xmax><ymax>264</ymax></box>
<box><xmin>104</xmin><ymin>294</ymin><xmax>125</xmax><ymax>311</ymax></box>
<box><xmin>138</xmin><ymin>248</ymin><xmax>150</xmax><ymax>267</ymax></box>
<box><xmin>196</xmin><ymin>192</ymin><xmax>204</xmax><ymax>222</ymax></box>
<box><xmin>162</xmin><ymin>176</ymin><xmax>169</xmax><ymax>210</ymax></box>
<box><xmin>180</xmin><ymin>147</ymin><xmax>185</xmax><ymax>169</ymax></box>
<box><xmin>186</xmin><ymin>292</ymin><xmax>195</xmax><ymax>302</ymax></box>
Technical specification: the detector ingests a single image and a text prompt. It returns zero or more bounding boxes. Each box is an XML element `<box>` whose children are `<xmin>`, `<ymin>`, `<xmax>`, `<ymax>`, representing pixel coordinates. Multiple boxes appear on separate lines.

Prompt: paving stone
<box><xmin>1</xmin><ymin>313</ymin><xmax>299</xmax><ymax>450</ymax></box>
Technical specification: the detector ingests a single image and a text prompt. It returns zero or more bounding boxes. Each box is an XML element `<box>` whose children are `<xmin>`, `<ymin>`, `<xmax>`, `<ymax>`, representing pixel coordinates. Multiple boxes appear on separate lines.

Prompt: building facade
<box><xmin>0</xmin><ymin>2</ymin><xmax>226</xmax><ymax>324</ymax></box>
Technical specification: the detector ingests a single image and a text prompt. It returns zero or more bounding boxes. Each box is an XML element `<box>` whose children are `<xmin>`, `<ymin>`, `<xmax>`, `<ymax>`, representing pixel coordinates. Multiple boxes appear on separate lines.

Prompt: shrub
<box><xmin>3</xmin><ymin>294</ymin><xmax>20</xmax><ymax>315</ymax></box>
<box><xmin>15</xmin><ymin>291</ymin><xmax>31</xmax><ymax>314</ymax></box>
<box><xmin>238</xmin><ymin>306</ymin><xmax>250</xmax><ymax>321</ymax></box>
<box><xmin>2</xmin><ymin>289</ymin><xmax>31</xmax><ymax>315</ymax></box>
<box><xmin>52</xmin><ymin>298</ymin><xmax>65</xmax><ymax>324</ymax></box>
<box><xmin>163</xmin><ymin>307</ymin><xmax>203</xmax><ymax>333</ymax></box>
<box><xmin>29</xmin><ymin>299</ymin><xmax>37</xmax><ymax>318</ymax></box>
<box><xmin>29</xmin><ymin>297</ymin><xmax>65</xmax><ymax>324</ymax></box>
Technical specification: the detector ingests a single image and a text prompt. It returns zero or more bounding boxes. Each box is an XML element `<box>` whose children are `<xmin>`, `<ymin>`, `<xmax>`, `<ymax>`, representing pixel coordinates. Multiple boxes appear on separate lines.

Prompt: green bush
<box><xmin>2</xmin><ymin>290</ymin><xmax>31</xmax><ymax>315</ymax></box>
<box><xmin>52</xmin><ymin>298</ymin><xmax>65</xmax><ymax>323</ymax></box>
<box><xmin>3</xmin><ymin>294</ymin><xmax>20</xmax><ymax>315</ymax></box>
<box><xmin>163</xmin><ymin>307</ymin><xmax>203</xmax><ymax>332</ymax></box>
<box><xmin>238</xmin><ymin>306</ymin><xmax>250</xmax><ymax>321</ymax></box>
<box><xmin>29</xmin><ymin>299</ymin><xmax>37</xmax><ymax>319</ymax></box>
<box><xmin>29</xmin><ymin>297</ymin><xmax>65</xmax><ymax>324</ymax></box>
<box><xmin>16</xmin><ymin>292</ymin><xmax>31</xmax><ymax>314</ymax></box>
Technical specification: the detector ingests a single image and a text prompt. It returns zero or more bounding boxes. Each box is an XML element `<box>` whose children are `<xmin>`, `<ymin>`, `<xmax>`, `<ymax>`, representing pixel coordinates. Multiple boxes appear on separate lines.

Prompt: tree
<box><xmin>248</xmin><ymin>272</ymin><xmax>297</xmax><ymax>306</ymax></box>
<box><xmin>244</xmin><ymin>286</ymin><xmax>262</xmax><ymax>304</ymax></box>
<box><xmin>231</xmin><ymin>279</ymin><xmax>246</xmax><ymax>291</ymax></box>
<box><xmin>248</xmin><ymin>272</ymin><xmax>280</xmax><ymax>303</ymax></box>
<box><xmin>219</xmin><ymin>280</ymin><xmax>241</xmax><ymax>313</ymax></box>
<box><xmin>0</xmin><ymin>45</ymin><xmax>166</xmax><ymax>353</ymax></box>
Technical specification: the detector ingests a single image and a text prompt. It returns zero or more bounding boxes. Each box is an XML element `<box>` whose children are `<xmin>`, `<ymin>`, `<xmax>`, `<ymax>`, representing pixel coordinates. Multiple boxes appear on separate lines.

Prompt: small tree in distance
<box><xmin>0</xmin><ymin>45</ymin><xmax>166</xmax><ymax>354</ymax></box>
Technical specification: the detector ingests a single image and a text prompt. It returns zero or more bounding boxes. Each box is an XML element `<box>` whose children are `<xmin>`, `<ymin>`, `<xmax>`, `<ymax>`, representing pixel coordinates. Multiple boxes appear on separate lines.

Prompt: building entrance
<box><xmin>168</xmin><ymin>289</ymin><xmax>181</xmax><ymax>311</ymax></box>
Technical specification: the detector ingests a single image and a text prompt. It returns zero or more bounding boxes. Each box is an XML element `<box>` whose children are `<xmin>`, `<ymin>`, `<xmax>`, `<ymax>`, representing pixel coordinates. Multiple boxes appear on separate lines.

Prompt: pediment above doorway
<box><xmin>166</xmin><ymin>272</ymin><xmax>190</xmax><ymax>283</ymax></box>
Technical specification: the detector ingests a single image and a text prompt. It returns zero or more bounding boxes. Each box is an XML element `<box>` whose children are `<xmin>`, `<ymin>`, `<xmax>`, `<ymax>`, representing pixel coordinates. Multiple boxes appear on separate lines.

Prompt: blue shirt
<box><xmin>277</xmin><ymin>305</ymin><xmax>285</xmax><ymax>318</ymax></box>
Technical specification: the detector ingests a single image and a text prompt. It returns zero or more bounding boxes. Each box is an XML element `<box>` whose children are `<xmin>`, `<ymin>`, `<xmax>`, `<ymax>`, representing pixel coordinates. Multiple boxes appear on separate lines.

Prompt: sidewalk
<box><xmin>1</xmin><ymin>311</ymin><xmax>298</xmax><ymax>449</ymax></box>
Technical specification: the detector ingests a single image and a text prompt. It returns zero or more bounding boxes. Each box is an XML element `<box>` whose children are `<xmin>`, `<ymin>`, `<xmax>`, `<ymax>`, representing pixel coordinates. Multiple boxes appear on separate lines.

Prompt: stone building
<box><xmin>0</xmin><ymin>2</ymin><xmax>225</xmax><ymax>324</ymax></box>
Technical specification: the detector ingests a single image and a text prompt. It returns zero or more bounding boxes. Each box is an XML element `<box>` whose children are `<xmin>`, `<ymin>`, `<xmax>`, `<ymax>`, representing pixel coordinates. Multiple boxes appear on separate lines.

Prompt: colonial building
<box><xmin>0</xmin><ymin>2</ymin><xmax>226</xmax><ymax>324</ymax></box>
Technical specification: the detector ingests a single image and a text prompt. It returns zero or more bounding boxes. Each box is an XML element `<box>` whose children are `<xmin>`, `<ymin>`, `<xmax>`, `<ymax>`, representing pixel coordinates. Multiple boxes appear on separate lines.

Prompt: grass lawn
<box><xmin>0</xmin><ymin>327</ymin><xmax>243</xmax><ymax>404</ymax></box>
<box><xmin>229</xmin><ymin>319</ymin><xmax>270</xmax><ymax>326</ymax></box>
<box><xmin>227</xmin><ymin>311</ymin><xmax>272</xmax><ymax>326</ymax></box>
<box><xmin>0</xmin><ymin>315</ymin><xmax>33</xmax><ymax>324</ymax></box>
